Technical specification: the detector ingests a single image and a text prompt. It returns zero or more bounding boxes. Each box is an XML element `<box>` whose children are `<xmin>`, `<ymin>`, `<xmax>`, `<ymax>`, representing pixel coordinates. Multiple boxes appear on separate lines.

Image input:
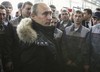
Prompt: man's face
<box><xmin>92</xmin><ymin>17</ymin><xmax>97</xmax><ymax>25</ymax></box>
<box><xmin>73</xmin><ymin>13</ymin><xmax>83</xmax><ymax>25</ymax></box>
<box><xmin>50</xmin><ymin>17</ymin><xmax>58</xmax><ymax>26</ymax></box>
<box><xmin>51</xmin><ymin>7</ymin><xmax>56</xmax><ymax>13</ymax></box>
<box><xmin>22</xmin><ymin>4</ymin><xmax>32</xmax><ymax>17</ymax></box>
<box><xmin>33</xmin><ymin>4</ymin><xmax>52</xmax><ymax>26</ymax></box>
<box><xmin>83</xmin><ymin>11</ymin><xmax>91</xmax><ymax>21</ymax></box>
<box><xmin>61</xmin><ymin>11</ymin><xmax>69</xmax><ymax>21</ymax></box>
<box><xmin>0</xmin><ymin>9</ymin><xmax>6</xmax><ymax>22</ymax></box>
<box><xmin>5</xmin><ymin>6</ymin><xmax>13</xmax><ymax>16</ymax></box>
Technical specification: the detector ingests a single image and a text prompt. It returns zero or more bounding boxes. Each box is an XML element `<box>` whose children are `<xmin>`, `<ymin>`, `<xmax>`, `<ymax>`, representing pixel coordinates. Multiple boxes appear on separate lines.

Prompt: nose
<box><xmin>47</xmin><ymin>14</ymin><xmax>52</xmax><ymax>21</ymax></box>
<box><xmin>0</xmin><ymin>15</ymin><xmax>4</xmax><ymax>21</ymax></box>
<box><xmin>29</xmin><ymin>9</ymin><xmax>31</xmax><ymax>13</ymax></box>
<box><xmin>76</xmin><ymin>16</ymin><xmax>80</xmax><ymax>20</ymax></box>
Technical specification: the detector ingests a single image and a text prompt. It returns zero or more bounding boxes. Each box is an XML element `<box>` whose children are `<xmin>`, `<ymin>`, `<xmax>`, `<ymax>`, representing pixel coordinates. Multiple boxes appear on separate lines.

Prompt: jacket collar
<box><xmin>31</xmin><ymin>20</ymin><xmax>55</xmax><ymax>38</ymax></box>
<box><xmin>70</xmin><ymin>24</ymin><xmax>82</xmax><ymax>33</ymax></box>
<box><xmin>17</xmin><ymin>18</ymin><xmax>37</xmax><ymax>43</ymax></box>
<box><xmin>17</xmin><ymin>18</ymin><xmax>55</xmax><ymax>43</ymax></box>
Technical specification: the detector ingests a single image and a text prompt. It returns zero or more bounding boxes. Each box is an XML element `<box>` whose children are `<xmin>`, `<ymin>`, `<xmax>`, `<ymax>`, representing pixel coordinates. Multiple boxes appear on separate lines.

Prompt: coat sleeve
<box><xmin>82</xmin><ymin>31</ymin><xmax>91</xmax><ymax>65</ymax></box>
<box><xmin>2</xmin><ymin>23</ymin><xmax>14</xmax><ymax>64</ymax></box>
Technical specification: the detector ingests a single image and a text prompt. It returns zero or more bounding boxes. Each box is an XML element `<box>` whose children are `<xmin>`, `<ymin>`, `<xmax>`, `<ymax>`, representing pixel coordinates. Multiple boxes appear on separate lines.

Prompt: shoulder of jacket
<box><xmin>17</xmin><ymin>18</ymin><xmax>38</xmax><ymax>43</ymax></box>
<box><xmin>54</xmin><ymin>28</ymin><xmax>63</xmax><ymax>39</ymax></box>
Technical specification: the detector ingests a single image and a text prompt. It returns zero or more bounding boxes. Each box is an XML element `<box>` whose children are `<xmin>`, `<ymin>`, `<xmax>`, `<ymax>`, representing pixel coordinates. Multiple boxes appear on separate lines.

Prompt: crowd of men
<box><xmin>0</xmin><ymin>1</ymin><xmax>100</xmax><ymax>72</ymax></box>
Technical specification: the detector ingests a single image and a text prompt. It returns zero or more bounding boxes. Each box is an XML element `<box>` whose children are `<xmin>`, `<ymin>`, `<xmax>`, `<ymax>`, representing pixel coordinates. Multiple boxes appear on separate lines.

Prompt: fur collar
<box><xmin>17</xmin><ymin>18</ymin><xmax>37</xmax><ymax>43</ymax></box>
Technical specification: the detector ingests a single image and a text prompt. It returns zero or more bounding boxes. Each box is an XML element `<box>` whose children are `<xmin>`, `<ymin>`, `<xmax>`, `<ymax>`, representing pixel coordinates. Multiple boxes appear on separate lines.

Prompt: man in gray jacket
<box><xmin>89</xmin><ymin>12</ymin><xmax>100</xmax><ymax>72</ymax></box>
<box><xmin>10</xmin><ymin>1</ymin><xmax>33</xmax><ymax>27</ymax></box>
<box><xmin>61</xmin><ymin>10</ymin><xmax>90</xmax><ymax>72</ymax></box>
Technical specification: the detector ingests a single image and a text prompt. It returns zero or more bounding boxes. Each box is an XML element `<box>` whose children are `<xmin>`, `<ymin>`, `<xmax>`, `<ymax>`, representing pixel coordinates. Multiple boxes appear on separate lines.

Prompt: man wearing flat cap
<box><xmin>89</xmin><ymin>12</ymin><xmax>100</xmax><ymax>72</ymax></box>
<box><xmin>92</xmin><ymin>12</ymin><xmax>100</xmax><ymax>25</ymax></box>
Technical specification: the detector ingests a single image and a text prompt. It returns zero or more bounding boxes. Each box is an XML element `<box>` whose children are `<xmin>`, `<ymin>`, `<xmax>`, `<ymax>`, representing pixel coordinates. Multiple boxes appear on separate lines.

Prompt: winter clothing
<box><xmin>12</xmin><ymin>18</ymin><xmax>63</xmax><ymax>72</ymax></box>
<box><xmin>0</xmin><ymin>22</ymin><xmax>14</xmax><ymax>72</ymax></box>
<box><xmin>10</xmin><ymin>16</ymin><xmax>23</xmax><ymax>27</ymax></box>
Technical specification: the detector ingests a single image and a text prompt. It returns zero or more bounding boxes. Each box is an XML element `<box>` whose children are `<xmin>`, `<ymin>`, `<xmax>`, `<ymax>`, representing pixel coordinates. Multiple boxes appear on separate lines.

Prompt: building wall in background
<box><xmin>0</xmin><ymin>0</ymin><xmax>99</xmax><ymax>16</ymax></box>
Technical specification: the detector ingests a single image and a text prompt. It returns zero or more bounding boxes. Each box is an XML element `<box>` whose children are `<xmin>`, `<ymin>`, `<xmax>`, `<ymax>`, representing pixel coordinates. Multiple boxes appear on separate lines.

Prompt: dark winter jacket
<box><xmin>0</xmin><ymin>22</ymin><xmax>14</xmax><ymax>71</ymax></box>
<box><xmin>13</xmin><ymin>18</ymin><xmax>63</xmax><ymax>72</ymax></box>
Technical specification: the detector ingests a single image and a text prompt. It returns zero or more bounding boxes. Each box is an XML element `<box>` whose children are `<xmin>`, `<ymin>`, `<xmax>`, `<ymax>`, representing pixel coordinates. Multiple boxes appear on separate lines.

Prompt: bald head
<box><xmin>31</xmin><ymin>3</ymin><xmax>52</xmax><ymax>26</ymax></box>
<box><xmin>31</xmin><ymin>3</ymin><xmax>51</xmax><ymax>15</ymax></box>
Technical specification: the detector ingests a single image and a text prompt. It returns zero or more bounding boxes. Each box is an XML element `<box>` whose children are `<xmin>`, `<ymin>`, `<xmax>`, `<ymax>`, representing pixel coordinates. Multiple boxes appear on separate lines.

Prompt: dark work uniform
<box><xmin>0</xmin><ymin>22</ymin><xmax>14</xmax><ymax>72</ymax></box>
<box><xmin>61</xmin><ymin>24</ymin><xmax>90</xmax><ymax>72</ymax></box>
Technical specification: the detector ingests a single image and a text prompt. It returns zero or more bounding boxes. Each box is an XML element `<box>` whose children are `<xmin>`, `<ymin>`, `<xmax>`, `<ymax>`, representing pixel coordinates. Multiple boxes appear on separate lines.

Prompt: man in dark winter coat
<box><xmin>61</xmin><ymin>10</ymin><xmax>90</xmax><ymax>72</ymax></box>
<box><xmin>13</xmin><ymin>3</ymin><xmax>63</xmax><ymax>72</ymax></box>
<box><xmin>0</xmin><ymin>5</ymin><xmax>14</xmax><ymax>72</ymax></box>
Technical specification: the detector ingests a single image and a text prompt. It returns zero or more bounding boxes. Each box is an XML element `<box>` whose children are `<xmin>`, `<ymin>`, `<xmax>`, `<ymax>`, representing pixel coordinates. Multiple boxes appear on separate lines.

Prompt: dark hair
<box><xmin>49</xmin><ymin>5</ymin><xmax>56</xmax><ymax>9</ymax></box>
<box><xmin>58</xmin><ymin>14</ymin><xmax>61</xmax><ymax>19</ymax></box>
<box><xmin>0</xmin><ymin>4</ymin><xmax>6</xmax><ymax>9</ymax></box>
<box><xmin>22</xmin><ymin>1</ymin><xmax>33</xmax><ymax>8</ymax></box>
<box><xmin>96</xmin><ymin>8</ymin><xmax>100</xmax><ymax>11</ymax></box>
<box><xmin>75</xmin><ymin>10</ymin><xmax>83</xmax><ymax>16</ymax></box>
<box><xmin>97</xmin><ymin>18</ymin><xmax>100</xmax><ymax>21</ymax></box>
<box><xmin>31</xmin><ymin>3</ymin><xmax>39</xmax><ymax>15</ymax></box>
<box><xmin>76</xmin><ymin>10</ymin><xmax>82</xmax><ymax>13</ymax></box>
<box><xmin>18</xmin><ymin>2</ymin><xmax>23</xmax><ymax>9</ymax></box>
<box><xmin>84</xmin><ymin>8</ymin><xmax>92</xmax><ymax>15</ymax></box>
<box><xmin>93</xmin><ymin>17</ymin><xmax>100</xmax><ymax>21</ymax></box>
<box><xmin>1</xmin><ymin>1</ymin><xmax>12</xmax><ymax>8</ymax></box>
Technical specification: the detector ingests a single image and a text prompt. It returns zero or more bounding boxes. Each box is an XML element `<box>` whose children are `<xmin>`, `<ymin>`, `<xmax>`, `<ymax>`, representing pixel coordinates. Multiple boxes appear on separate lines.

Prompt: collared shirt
<box><xmin>92</xmin><ymin>23</ymin><xmax>100</xmax><ymax>33</ymax></box>
<box><xmin>65</xmin><ymin>23</ymin><xmax>90</xmax><ymax>38</ymax></box>
<box><xmin>70</xmin><ymin>24</ymin><xmax>82</xmax><ymax>33</ymax></box>
<box><xmin>85</xmin><ymin>19</ymin><xmax>92</xmax><ymax>29</ymax></box>
<box><xmin>60</xmin><ymin>20</ymin><xmax>69</xmax><ymax>27</ymax></box>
